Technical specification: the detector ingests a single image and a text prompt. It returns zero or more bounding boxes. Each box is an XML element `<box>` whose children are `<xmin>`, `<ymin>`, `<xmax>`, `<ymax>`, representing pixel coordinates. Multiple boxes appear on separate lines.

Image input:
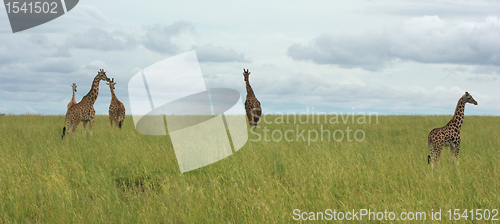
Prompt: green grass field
<box><xmin>0</xmin><ymin>114</ymin><xmax>499</xmax><ymax>223</ymax></box>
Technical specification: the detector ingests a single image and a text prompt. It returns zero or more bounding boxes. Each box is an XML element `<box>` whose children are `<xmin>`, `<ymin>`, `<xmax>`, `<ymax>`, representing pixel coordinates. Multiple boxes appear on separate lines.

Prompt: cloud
<box><xmin>0</xmin><ymin>45</ymin><xmax>18</xmax><ymax>65</ymax></box>
<box><xmin>69</xmin><ymin>27</ymin><xmax>138</xmax><ymax>51</ymax></box>
<box><xmin>466</xmin><ymin>74</ymin><xmax>497</xmax><ymax>83</ymax></box>
<box><xmin>443</xmin><ymin>65</ymin><xmax>499</xmax><ymax>82</ymax></box>
<box><xmin>375</xmin><ymin>1</ymin><xmax>499</xmax><ymax>18</ymax></box>
<box><xmin>287</xmin><ymin>16</ymin><xmax>500</xmax><ymax>71</ymax></box>
<box><xmin>28</xmin><ymin>34</ymin><xmax>54</xmax><ymax>48</ymax></box>
<box><xmin>32</xmin><ymin>58</ymin><xmax>79</xmax><ymax>73</ymax></box>
<box><xmin>51</xmin><ymin>46</ymin><xmax>72</xmax><ymax>57</ymax></box>
<box><xmin>287</xmin><ymin>32</ymin><xmax>391</xmax><ymax>71</ymax></box>
<box><xmin>473</xmin><ymin>65</ymin><xmax>500</xmax><ymax>75</ymax></box>
<box><xmin>81</xmin><ymin>60</ymin><xmax>108</xmax><ymax>71</ymax></box>
<box><xmin>191</xmin><ymin>44</ymin><xmax>251</xmax><ymax>63</ymax></box>
<box><xmin>26</xmin><ymin>34</ymin><xmax>72</xmax><ymax>58</ymax></box>
<box><xmin>56</xmin><ymin>5</ymin><xmax>108</xmax><ymax>31</ymax></box>
<box><xmin>71</xmin><ymin>5</ymin><xmax>108</xmax><ymax>23</ymax></box>
<box><xmin>142</xmin><ymin>21</ymin><xmax>195</xmax><ymax>54</ymax></box>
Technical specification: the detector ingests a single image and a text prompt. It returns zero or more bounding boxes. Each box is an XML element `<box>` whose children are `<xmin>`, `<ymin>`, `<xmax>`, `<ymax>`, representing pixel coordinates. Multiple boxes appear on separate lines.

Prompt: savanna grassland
<box><xmin>0</xmin><ymin>114</ymin><xmax>499</xmax><ymax>223</ymax></box>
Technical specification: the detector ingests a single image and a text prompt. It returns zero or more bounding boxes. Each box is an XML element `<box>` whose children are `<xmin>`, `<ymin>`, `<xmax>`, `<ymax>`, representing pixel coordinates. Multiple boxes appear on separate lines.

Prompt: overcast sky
<box><xmin>0</xmin><ymin>0</ymin><xmax>499</xmax><ymax>115</ymax></box>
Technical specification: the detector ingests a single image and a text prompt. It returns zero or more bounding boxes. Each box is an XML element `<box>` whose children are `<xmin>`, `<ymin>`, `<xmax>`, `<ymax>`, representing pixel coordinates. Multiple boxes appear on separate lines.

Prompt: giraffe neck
<box><xmin>245</xmin><ymin>79</ymin><xmax>255</xmax><ymax>97</ymax></box>
<box><xmin>447</xmin><ymin>97</ymin><xmax>465</xmax><ymax>129</ymax></box>
<box><xmin>81</xmin><ymin>75</ymin><xmax>101</xmax><ymax>105</ymax></box>
<box><xmin>71</xmin><ymin>89</ymin><xmax>76</xmax><ymax>101</ymax></box>
<box><xmin>109</xmin><ymin>85</ymin><xmax>118</xmax><ymax>101</ymax></box>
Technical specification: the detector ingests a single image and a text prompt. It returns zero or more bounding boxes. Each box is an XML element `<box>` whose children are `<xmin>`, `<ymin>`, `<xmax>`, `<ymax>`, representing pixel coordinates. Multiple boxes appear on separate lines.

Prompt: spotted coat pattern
<box><xmin>428</xmin><ymin>92</ymin><xmax>478</xmax><ymax>165</ymax></box>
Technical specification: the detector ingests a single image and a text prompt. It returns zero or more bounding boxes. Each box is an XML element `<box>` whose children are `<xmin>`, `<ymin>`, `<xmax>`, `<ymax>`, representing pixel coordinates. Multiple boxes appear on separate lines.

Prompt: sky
<box><xmin>0</xmin><ymin>0</ymin><xmax>499</xmax><ymax>115</ymax></box>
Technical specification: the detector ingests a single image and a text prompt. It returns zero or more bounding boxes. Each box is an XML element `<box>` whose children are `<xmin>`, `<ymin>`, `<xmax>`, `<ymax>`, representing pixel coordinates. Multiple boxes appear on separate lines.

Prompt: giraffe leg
<box><xmin>435</xmin><ymin>145</ymin><xmax>443</xmax><ymax>163</ymax></box>
<box><xmin>82</xmin><ymin>121</ymin><xmax>88</xmax><ymax>134</ymax></box>
<box><xmin>114</xmin><ymin>113</ymin><xmax>120</xmax><ymax>128</ymax></box>
<box><xmin>65</xmin><ymin>112</ymin><xmax>72</xmax><ymax>137</ymax></box>
<box><xmin>67</xmin><ymin>122</ymin><xmax>72</xmax><ymax>135</ymax></box>
<box><xmin>449</xmin><ymin>145</ymin><xmax>456</xmax><ymax>163</ymax></box>
<box><xmin>252</xmin><ymin>107</ymin><xmax>262</xmax><ymax>127</ymax></box>
<box><xmin>89</xmin><ymin>110</ymin><xmax>95</xmax><ymax>136</ymax></box>
<box><xmin>71</xmin><ymin>119</ymin><xmax>80</xmax><ymax>133</ymax></box>
<box><xmin>119</xmin><ymin>110</ymin><xmax>125</xmax><ymax>129</ymax></box>
<box><xmin>430</xmin><ymin>143</ymin><xmax>436</xmax><ymax>169</ymax></box>
<box><xmin>109</xmin><ymin>115</ymin><xmax>113</xmax><ymax>129</ymax></box>
<box><xmin>428</xmin><ymin>140</ymin><xmax>434</xmax><ymax>165</ymax></box>
<box><xmin>110</xmin><ymin>111</ymin><xmax>115</xmax><ymax>128</ymax></box>
<box><xmin>89</xmin><ymin>118</ymin><xmax>94</xmax><ymax>136</ymax></box>
<box><xmin>454</xmin><ymin>142</ymin><xmax>460</xmax><ymax>165</ymax></box>
<box><xmin>246</xmin><ymin>111</ymin><xmax>253</xmax><ymax>127</ymax></box>
<box><xmin>450</xmin><ymin>145</ymin><xmax>456</xmax><ymax>163</ymax></box>
<box><xmin>429</xmin><ymin>141</ymin><xmax>436</xmax><ymax>169</ymax></box>
<box><xmin>455</xmin><ymin>136</ymin><xmax>461</xmax><ymax>164</ymax></box>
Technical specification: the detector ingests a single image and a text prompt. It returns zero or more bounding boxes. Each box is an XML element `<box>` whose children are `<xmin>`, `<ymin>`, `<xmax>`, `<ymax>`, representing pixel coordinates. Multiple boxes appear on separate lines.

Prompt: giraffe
<box><xmin>243</xmin><ymin>68</ymin><xmax>261</xmax><ymax>127</ymax></box>
<box><xmin>427</xmin><ymin>92</ymin><xmax>478</xmax><ymax>166</ymax></box>
<box><xmin>62</xmin><ymin>69</ymin><xmax>109</xmax><ymax>139</ymax></box>
<box><xmin>106</xmin><ymin>78</ymin><xmax>126</xmax><ymax>129</ymax></box>
<box><xmin>67</xmin><ymin>83</ymin><xmax>78</xmax><ymax>109</ymax></box>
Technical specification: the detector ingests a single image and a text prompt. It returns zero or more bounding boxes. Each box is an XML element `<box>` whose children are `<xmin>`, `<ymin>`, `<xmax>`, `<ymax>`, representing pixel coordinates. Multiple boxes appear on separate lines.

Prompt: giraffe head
<box><xmin>243</xmin><ymin>68</ymin><xmax>251</xmax><ymax>82</ymax></box>
<box><xmin>462</xmin><ymin>92</ymin><xmax>478</xmax><ymax>105</ymax></box>
<box><xmin>97</xmin><ymin>69</ymin><xmax>110</xmax><ymax>82</ymax></box>
<box><xmin>71</xmin><ymin>83</ymin><xmax>77</xmax><ymax>92</ymax></box>
<box><xmin>106</xmin><ymin>78</ymin><xmax>116</xmax><ymax>89</ymax></box>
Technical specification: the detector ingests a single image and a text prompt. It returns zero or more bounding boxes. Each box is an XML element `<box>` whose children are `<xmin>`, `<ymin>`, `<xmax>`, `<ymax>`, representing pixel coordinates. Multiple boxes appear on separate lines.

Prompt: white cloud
<box><xmin>374</xmin><ymin>1</ymin><xmax>499</xmax><ymax>18</ymax></box>
<box><xmin>143</xmin><ymin>21</ymin><xmax>195</xmax><ymax>54</ymax></box>
<box><xmin>51</xmin><ymin>46</ymin><xmax>72</xmax><ymax>57</ymax></box>
<box><xmin>192</xmin><ymin>44</ymin><xmax>251</xmax><ymax>63</ymax></box>
<box><xmin>81</xmin><ymin>60</ymin><xmax>108</xmax><ymax>70</ymax></box>
<box><xmin>0</xmin><ymin>45</ymin><xmax>18</xmax><ymax>65</ymax></box>
<box><xmin>71</xmin><ymin>5</ymin><xmax>108</xmax><ymax>23</ymax></box>
<box><xmin>28</xmin><ymin>34</ymin><xmax>54</xmax><ymax>48</ymax></box>
<box><xmin>32</xmin><ymin>58</ymin><xmax>79</xmax><ymax>73</ymax></box>
<box><xmin>69</xmin><ymin>27</ymin><xmax>138</xmax><ymax>51</ymax></box>
<box><xmin>287</xmin><ymin>16</ymin><xmax>500</xmax><ymax>71</ymax></box>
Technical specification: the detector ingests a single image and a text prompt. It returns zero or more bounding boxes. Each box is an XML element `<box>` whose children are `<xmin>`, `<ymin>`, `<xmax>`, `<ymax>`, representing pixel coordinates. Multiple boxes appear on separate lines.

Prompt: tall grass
<box><xmin>0</xmin><ymin>115</ymin><xmax>498</xmax><ymax>223</ymax></box>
